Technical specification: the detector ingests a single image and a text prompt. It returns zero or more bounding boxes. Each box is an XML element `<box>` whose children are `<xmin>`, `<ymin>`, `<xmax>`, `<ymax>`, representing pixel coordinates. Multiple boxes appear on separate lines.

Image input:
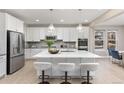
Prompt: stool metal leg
<box><xmin>61</xmin><ymin>71</ymin><xmax>71</xmax><ymax>84</ymax></box>
<box><xmin>87</xmin><ymin>71</ymin><xmax>90</xmax><ymax>84</ymax></box>
<box><xmin>39</xmin><ymin>70</ymin><xmax>50</xmax><ymax>84</ymax></box>
<box><xmin>65</xmin><ymin>71</ymin><xmax>67</xmax><ymax>83</ymax></box>
<box><xmin>81</xmin><ymin>70</ymin><xmax>92</xmax><ymax>84</ymax></box>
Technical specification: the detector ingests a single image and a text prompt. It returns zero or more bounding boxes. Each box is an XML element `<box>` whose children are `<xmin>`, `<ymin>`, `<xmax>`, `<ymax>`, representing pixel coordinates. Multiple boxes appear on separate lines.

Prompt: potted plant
<box><xmin>45</xmin><ymin>39</ymin><xmax>55</xmax><ymax>52</ymax></box>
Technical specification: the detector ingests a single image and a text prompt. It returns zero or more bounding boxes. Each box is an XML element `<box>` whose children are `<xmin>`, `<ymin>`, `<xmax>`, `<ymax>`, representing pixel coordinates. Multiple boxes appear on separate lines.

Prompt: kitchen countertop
<box><xmin>32</xmin><ymin>49</ymin><xmax>101</xmax><ymax>77</ymax></box>
<box><xmin>33</xmin><ymin>49</ymin><xmax>101</xmax><ymax>59</ymax></box>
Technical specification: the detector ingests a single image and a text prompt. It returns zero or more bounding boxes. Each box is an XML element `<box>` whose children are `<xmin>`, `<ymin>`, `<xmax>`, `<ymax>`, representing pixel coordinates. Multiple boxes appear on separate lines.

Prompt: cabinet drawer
<box><xmin>0</xmin><ymin>61</ymin><xmax>6</xmax><ymax>76</ymax></box>
<box><xmin>0</xmin><ymin>55</ymin><xmax>6</xmax><ymax>63</ymax></box>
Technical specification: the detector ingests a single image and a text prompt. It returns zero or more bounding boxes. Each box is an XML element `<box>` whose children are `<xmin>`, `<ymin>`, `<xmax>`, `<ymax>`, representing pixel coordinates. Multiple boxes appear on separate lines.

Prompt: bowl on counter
<box><xmin>48</xmin><ymin>48</ymin><xmax>59</xmax><ymax>54</ymax></box>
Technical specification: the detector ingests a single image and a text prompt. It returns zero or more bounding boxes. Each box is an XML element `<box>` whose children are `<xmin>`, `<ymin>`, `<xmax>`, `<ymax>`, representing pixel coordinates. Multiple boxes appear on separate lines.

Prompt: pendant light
<box><xmin>77</xmin><ymin>24</ymin><xmax>83</xmax><ymax>32</ymax></box>
<box><xmin>48</xmin><ymin>24</ymin><xmax>55</xmax><ymax>32</ymax></box>
<box><xmin>77</xmin><ymin>9</ymin><xmax>83</xmax><ymax>32</ymax></box>
<box><xmin>48</xmin><ymin>9</ymin><xmax>55</xmax><ymax>33</ymax></box>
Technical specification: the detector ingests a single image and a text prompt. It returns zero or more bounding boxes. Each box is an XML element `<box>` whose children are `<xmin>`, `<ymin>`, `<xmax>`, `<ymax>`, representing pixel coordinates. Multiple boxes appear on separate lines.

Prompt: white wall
<box><xmin>90</xmin><ymin>25</ymin><xmax>124</xmax><ymax>56</ymax></box>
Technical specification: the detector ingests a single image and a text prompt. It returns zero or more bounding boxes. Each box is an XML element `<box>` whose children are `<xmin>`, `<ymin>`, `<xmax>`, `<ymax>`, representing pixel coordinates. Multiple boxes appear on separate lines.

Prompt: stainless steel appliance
<box><xmin>78</xmin><ymin>38</ymin><xmax>88</xmax><ymax>51</ymax></box>
<box><xmin>45</xmin><ymin>35</ymin><xmax>57</xmax><ymax>40</ymax></box>
<box><xmin>7</xmin><ymin>30</ymin><xmax>25</xmax><ymax>74</ymax></box>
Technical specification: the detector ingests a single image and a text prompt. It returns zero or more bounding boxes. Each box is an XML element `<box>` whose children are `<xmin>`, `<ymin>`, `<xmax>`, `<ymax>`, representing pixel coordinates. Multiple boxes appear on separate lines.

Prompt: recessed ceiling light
<box><xmin>36</xmin><ymin>19</ymin><xmax>39</xmax><ymax>22</ymax></box>
<box><xmin>84</xmin><ymin>19</ymin><xmax>88</xmax><ymax>22</ymax></box>
<box><xmin>60</xmin><ymin>19</ymin><xmax>64</xmax><ymax>22</ymax></box>
<box><xmin>78</xmin><ymin>9</ymin><xmax>82</xmax><ymax>11</ymax></box>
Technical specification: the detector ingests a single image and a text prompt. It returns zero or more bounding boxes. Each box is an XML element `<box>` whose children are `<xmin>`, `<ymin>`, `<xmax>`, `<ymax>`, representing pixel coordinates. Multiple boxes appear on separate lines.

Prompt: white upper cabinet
<box><xmin>70</xmin><ymin>28</ymin><xmax>78</xmax><ymax>41</ymax></box>
<box><xmin>78</xmin><ymin>26</ymin><xmax>89</xmax><ymax>39</ymax></box>
<box><xmin>26</xmin><ymin>28</ymin><xmax>32</xmax><ymax>42</ymax></box>
<box><xmin>6</xmin><ymin>14</ymin><xmax>17</xmax><ymax>31</ymax></box>
<box><xmin>6</xmin><ymin>14</ymin><xmax>24</xmax><ymax>33</ymax></box>
<box><xmin>26</xmin><ymin>27</ymin><xmax>40</xmax><ymax>42</ymax></box>
<box><xmin>40</xmin><ymin>28</ymin><xmax>46</xmax><ymax>40</ymax></box>
<box><xmin>63</xmin><ymin>28</ymin><xmax>69</xmax><ymax>41</ymax></box>
<box><xmin>56</xmin><ymin>28</ymin><xmax>63</xmax><ymax>40</ymax></box>
<box><xmin>33</xmin><ymin>28</ymin><xmax>40</xmax><ymax>42</ymax></box>
<box><xmin>25</xmin><ymin>27</ymin><xmax>89</xmax><ymax>42</ymax></box>
<box><xmin>16</xmin><ymin>19</ymin><xmax>24</xmax><ymax>33</ymax></box>
<box><xmin>63</xmin><ymin>28</ymin><xmax>78</xmax><ymax>42</ymax></box>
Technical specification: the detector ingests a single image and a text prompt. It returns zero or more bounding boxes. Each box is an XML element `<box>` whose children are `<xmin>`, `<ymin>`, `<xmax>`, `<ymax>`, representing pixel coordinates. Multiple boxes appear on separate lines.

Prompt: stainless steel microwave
<box><xmin>45</xmin><ymin>35</ymin><xmax>57</xmax><ymax>40</ymax></box>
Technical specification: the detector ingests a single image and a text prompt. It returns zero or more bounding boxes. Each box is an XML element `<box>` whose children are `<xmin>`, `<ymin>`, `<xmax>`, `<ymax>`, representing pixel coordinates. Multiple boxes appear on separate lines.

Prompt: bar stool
<box><xmin>58</xmin><ymin>63</ymin><xmax>75</xmax><ymax>84</ymax></box>
<box><xmin>80</xmin><ymin>63</ymin><xmax>99</xmax><ymax>84</ymax></box>
<box><xmin>34</xmin><ymin>62</ymin><xmax>52</xmax><ymax>84</ymax></box>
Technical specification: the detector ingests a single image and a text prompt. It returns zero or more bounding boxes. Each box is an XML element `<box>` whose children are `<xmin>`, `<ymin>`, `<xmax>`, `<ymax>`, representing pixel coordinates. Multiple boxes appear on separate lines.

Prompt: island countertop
<box><xmin>32</xmin><ymin>49</ymin><xmax>102</xmax><ymax>77</ymax></box>
<box><xmin>33</xmin><ymin>49</ymin><xmax>101</xmax><ymax>59</ymax></box>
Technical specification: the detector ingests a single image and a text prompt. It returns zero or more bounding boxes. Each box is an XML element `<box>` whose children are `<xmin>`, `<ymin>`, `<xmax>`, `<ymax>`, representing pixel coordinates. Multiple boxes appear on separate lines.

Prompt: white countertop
<box><xmin>33</xmin><ymin>49</ymin><xmax>101</xmax><ymax>59</ymax></box>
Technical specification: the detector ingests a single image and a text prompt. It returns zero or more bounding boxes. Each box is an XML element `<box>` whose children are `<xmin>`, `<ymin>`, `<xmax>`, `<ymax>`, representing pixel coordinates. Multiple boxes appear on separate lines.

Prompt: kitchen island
<box><xmin>33</xmin><ymin>49</ymin><xmax>101</xmax><ymax>77</ymax></box>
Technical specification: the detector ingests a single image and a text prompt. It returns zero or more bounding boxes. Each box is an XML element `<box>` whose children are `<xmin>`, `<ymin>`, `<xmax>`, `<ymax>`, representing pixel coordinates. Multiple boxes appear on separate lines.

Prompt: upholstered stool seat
<box><xmin>58</xmin><ymin>63</ymin><xmax>75</xmax><ymax>84</ymax></box>
<box><xmin>34</xmin><ymin>62</ymin><xmax>52</xmax><ymax>84</ymax></box>
<box><xmin>80</xmin><ymin>63</ymin><xmax>99</xmax><ymax>84</ymax></box>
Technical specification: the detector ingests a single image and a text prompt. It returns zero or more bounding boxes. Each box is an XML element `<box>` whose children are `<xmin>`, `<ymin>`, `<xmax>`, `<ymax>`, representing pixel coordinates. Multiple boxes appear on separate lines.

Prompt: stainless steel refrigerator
<box><xmin>7</xmin><ymin>30</ymin><xmax>25</xmax><ymax>74</ymax></box>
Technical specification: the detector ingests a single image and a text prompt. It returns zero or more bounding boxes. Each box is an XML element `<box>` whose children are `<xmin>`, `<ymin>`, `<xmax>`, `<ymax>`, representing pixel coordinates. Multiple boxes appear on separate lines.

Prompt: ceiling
<box><xmin>97</xmin><ymin>12</ymin><xmax>124</xmax><ymax>26</ymax></box>
<box><xmin>2</xmin><ymin>9</ymin><xmax>108</xmax><ymax>25</ymax></box>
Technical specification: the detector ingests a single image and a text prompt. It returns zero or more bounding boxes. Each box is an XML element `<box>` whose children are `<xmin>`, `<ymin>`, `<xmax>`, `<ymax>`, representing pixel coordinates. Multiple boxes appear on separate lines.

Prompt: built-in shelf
<box><xmin>95</xmin><ymin>31</ymin><xmax>104</xmax><ymax>49</ymax></box>
<box><xmin>107</xmin><ymin>31</ymin><xmax>116</xmax><ymax>48</ymax></box>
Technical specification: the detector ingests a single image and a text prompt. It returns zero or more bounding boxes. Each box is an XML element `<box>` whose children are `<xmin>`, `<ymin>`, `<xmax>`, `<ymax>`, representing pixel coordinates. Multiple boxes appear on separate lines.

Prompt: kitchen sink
<box><xmin>61</xmin><ymin>49</ymin><xmax>76</xmax><ymax>52</ymax></box>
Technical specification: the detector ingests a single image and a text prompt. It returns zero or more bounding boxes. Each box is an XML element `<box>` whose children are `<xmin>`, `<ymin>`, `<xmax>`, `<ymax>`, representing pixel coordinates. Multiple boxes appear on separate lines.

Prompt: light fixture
<box><xmin>60</xmin><ymin>19</ymin><xmax>64</xmax><ymax>22</ymax></box>
<box><xmin>48</xmin><ymin>24</ymin><xmax>55</xmax><ymax>31</ymax></box>
<box><xmin>77</xmin><ymin>9</ymin><xmax>83</xmax><ymax>32</ymax></box>
<box><xmin>48</xmin><ymin>9</ymin><xmax>55</xmax><ymax>33</ymax></box>
<box><xmin>77</xmin><ymin>24</ymin><xmax>83</xmax><ymax>31</ymax></box>
<box><xmin>35</xmin><ymin>19</ymin><xmax>39</xmax><ymax>22</ymax></box>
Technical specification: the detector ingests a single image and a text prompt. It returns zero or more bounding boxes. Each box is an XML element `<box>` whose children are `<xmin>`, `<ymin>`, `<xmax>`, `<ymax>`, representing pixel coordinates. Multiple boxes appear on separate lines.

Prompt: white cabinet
<box><xmin>25</xmin><ymin>28</ymin><xmax>32</xmax><ymax>42</ymax></box>
<box><xmin>6</xmin><ymin>13</ymin><xmax>24</xmax><ymax>33</ymax></box>
<box><xmin>78</xmin><ymin>27</ymin><xmax>89</xmax><ymax>39</ymax></box>
<box><xmin>0</xmin><ymin>13</ymin><xmax>6</xmax><ymax>77</ymax></box>
<box><xmin>40</xmin><ymin>28</ymin><xmax>46</xmax><ymax>40</ymax></box>
<box><xmin>25</xmin><ymin>27</ymin><xmax>88</xmax><ymax>42</ymax></box>
<box><xmin>69</xmin><ymin>28</ymin><xmax>78</xmax><ymax>41</ymax></box>
<box><xmin>25</xmin><ymin>49</ymin><xmax>31</xmax><ymax>59</ymax></box>
<box><xmin>32</xmin><ymin>28</ymin><xmax>40</xmax><ymax>42</ymax></box>
<box><xmin>63</xmin><ymin>29</ymin><xmax>69</xmax><ymax>41</ymax></box>
<box><xmin>26</xmin><ymin>27</ymin><xmax>40</xmax><ymax>42</ymax></box>
<box><xmin>0</xmin><ymin>13</ymin><xmax>6</xmax><ymax>54</ymax></box>
<box><xmin>0</xmin><ymin>55</ymin><xmax>6</xmax><ymax>77</ymax></box>
<box><xmin>63</xmin><ymin>28</ymin><xmax>78</xmax><ymax>42</ymax></box>
<box><xmin>16</xmin><ymin>19</ymin><xmax>24</xmax><ymax>33</ymax></box>
<box><xmin>6</xmin><ymin>14</ymin><xmax>17</xmax><ymax>31</ymax></box>
<box><xmin>82</xmin><ymin>27</ymin><xmax>89</xmax><ymax>38</ymax></box>
<box><xmin>56</xmin><ymin>28</ymin><xmax>63</xmax><ymax>40</ymax></box>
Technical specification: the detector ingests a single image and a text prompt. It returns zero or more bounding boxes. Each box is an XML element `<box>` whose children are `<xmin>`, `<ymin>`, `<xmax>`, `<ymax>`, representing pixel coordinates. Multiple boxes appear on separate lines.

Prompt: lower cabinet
<box><xmin>0</xmin><ymin>55</ymin><xmax>6</xmax><ymax>77</ymax></box>
<box><xmin>25</xmin><ymin>49</ymin><xmax>31</xmax><ymax>59</ymax></box>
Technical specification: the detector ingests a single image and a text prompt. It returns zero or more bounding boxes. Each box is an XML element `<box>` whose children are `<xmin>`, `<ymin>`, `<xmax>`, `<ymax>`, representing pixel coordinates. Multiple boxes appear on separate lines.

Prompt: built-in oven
<box><xmin>78</xmin><ymin>38</ymin><xmax>88</xmax><ymax>51</ymax></box>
